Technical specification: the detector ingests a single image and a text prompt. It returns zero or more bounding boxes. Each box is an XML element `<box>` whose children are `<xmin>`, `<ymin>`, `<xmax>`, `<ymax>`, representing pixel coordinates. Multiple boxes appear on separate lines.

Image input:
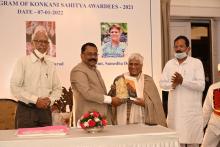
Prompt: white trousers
<box><xmin>201</xmin><ymin>126</ymin><xmax>220</xmax><ymax>147</ymax></box>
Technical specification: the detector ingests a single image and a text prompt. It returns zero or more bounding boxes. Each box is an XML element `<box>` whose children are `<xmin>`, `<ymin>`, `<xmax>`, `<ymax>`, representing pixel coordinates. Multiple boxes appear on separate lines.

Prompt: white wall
<box><xmin>171</xmin><ymin>0</ymin><xmax>220</xmax><ymax>17</ymax></box>
<box><xmin>151</xmin><ymin>0</ymin><xmax>162</xmax><ymax>88</ymax></box>
<box><xmin>0</xmin><ymin>0</ymin><xmax>163</xmax><ymax>99</ymax></box>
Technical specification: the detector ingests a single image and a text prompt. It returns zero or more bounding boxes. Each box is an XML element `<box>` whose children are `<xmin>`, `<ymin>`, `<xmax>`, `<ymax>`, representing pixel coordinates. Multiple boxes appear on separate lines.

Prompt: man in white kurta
<box><xmin>108</xmin><ymin>53</ymin><xmax>166</xmax><ymax>126</ymax></box>
<box><xmin>10</xmin><ymin>26</ymin><xmax>62</xmax><ymax>128</ymax></box>
<box><xmin>160</xmin><ymin>35</ymin><xmax>205</xmax><ymax>147</ymax></box>
<box><xmin>201</xmin><ymin>64</ymin><xmax>220</xmax><ymax>147</ymax></box>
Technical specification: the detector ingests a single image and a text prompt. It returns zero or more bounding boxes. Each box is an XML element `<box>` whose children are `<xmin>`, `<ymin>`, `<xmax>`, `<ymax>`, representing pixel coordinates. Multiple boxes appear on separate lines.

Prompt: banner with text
<box><xmin>0</xmin><ymin>0</ymin><xmax>155</xmax><ymax>99</ymax></box>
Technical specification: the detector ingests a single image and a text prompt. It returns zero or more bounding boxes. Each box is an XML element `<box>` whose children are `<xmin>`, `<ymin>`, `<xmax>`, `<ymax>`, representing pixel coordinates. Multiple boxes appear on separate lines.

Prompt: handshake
<box><xmin>111</xmin><ymin>97</ymin><xmax>144</xmax><ymax>107</ymax></box>
<box><xmin>111</xmin><ymin>96</ymin><xmax>123</xmax><ymax>107</ymax></box>
<box><xmin>111</xmin><ymin>97</ymin><xmax>137</xmax><ymax>107</ymax></box>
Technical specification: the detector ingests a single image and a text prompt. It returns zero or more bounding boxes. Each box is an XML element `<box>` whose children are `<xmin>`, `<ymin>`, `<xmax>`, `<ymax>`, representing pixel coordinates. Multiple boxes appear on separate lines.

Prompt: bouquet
<box><xmin>79</xmin><ymin>111</ymin><xmax>107</xmax><ymax>129</ymax></box>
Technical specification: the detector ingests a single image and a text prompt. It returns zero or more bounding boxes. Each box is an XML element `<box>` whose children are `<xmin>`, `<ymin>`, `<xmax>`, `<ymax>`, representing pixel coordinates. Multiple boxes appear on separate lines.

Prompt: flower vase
<box><xmin>85</xmin><ymin>126</ymin><xmax>104</xmax><ymax>133</ymax></box>
<box><xmin>60</xmin><ymin>112</ymin><xmax>72</xmax><ymax>127</ymax></box>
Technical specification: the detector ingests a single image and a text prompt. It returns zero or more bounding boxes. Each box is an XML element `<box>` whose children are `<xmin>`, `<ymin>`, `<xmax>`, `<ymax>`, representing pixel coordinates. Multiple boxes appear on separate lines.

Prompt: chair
<box><xmin>0</xmin><ymin>99</ymin><xmax>17</xmax><ymax>130</ymax></box>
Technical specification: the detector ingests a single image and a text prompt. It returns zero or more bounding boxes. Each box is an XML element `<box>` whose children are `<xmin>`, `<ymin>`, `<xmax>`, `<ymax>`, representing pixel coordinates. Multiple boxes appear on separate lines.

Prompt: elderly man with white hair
<box><xmin>108</xmin><ymin>53</ymin><xmax>167</xmax><ymax>126</ymax></box>
<box><xmin>10</xmin><ymin>25</ymin><xmax>62</xmax><ymax>128</ymax></box>
<box><xmin>202</xmin><ymin>64</ymin><xmax>220</xmax><ymax>147</ymax></box>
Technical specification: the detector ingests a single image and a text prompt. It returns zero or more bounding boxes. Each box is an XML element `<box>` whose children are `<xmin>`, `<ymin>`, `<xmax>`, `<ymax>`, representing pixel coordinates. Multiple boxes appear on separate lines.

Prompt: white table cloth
<box><xmin>0</xmin><ymin>124</ymin><xmax>180</xmax><ymax>147</ymax></box>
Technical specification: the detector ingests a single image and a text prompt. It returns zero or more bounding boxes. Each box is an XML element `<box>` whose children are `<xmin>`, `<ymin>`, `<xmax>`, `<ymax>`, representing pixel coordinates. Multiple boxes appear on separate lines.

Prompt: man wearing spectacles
<box><xmin>70</xmin><ymin>42</ymin><xmax>122</xmax><ymax>125</ymax></box>
<box><xmin>160</xmin><ymin>35</ymin><xmax>205</xmax><ymax>147</ymax></box>
<box><xmin>10</xmin><ymin>25</ymin><xmax>62</xmax><ymax>128</ymax></box>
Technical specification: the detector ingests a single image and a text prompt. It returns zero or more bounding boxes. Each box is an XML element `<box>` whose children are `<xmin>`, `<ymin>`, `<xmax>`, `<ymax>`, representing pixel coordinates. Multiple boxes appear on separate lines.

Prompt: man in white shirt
<box><xmin>160</xmin><ymin>35</ymin><xmax>205</xmax><ymax>147</ymax></box>
<box><xmin>202</xmin><ymin>64</ymin><xmax>220</xmax><ymax>147</ymax></box>
<box><xmin>10</xmin><ymin>25</ymin><xmax>62</xmax><ymax>128</ymax></box>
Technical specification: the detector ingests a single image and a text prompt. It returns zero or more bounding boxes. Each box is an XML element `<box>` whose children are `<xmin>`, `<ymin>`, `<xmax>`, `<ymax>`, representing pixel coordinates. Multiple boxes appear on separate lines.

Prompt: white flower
<box><xmin>94</xmin><ymin>117</ymin><xmax>100</xmax><ymax>122</ymax></box>
<box><xmin>84</xmin><ymin>122</ymin><xmax>89</xmax><ymax>127</ymax></box>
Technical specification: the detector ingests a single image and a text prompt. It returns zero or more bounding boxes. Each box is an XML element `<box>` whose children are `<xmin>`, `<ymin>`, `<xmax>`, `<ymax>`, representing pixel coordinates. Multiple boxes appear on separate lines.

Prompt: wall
<box><xmin>151</xmin><ymin>0</ymin><xmax>162</xmax><ymax>88</ymax></box>
<box><xmin>171</xmin><ymin>0</ymin><xmax>220</xmax><ymax>17</ymax></box>
<box><xmin>0</xmin><ymin>0</ymin><xmax>162</xmax><ymax>99</ymax></box>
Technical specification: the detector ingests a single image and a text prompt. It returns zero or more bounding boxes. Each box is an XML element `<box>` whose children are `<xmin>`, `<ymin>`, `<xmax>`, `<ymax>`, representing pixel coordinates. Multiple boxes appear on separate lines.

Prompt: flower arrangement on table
<box><xmin>51</xmin><ymin>87</ymin><xmax>73</xmax><ymax>127</ymax></box>
<box><xmin>79</xmin><ymin>111</ymin><xmax>107</xmax><ymax>133</ymax></box>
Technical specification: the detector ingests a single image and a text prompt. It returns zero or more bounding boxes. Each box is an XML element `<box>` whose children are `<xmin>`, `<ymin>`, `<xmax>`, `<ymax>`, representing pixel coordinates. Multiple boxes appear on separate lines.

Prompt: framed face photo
<box><xmin>101</xmin><ymin>22</ymin><xmax>127</xmax><ymax>58</ymax></box>
<box><xmin>26</xmin><ymin>21</ymin><xmax>56</xmax><ymax>57</ymax></box>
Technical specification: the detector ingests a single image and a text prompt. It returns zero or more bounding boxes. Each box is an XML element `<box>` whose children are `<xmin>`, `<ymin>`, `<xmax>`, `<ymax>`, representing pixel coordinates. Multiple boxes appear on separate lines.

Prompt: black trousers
<box><xmin>15</xmin><ymin>101</ymin><xmax>52</xmax><ymax>128</ymax></box>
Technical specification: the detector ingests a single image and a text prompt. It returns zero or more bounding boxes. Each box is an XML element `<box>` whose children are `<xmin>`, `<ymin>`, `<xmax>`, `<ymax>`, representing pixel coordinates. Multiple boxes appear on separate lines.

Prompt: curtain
<box><xmin>160</xmin><ymin>0</ymin><xmax>170</xmax><ymax>116</ymax></box>
<box><xmin>160</xmin><ymin>0</ymin><xmax>171</xmax><ymax>68</ymax></box>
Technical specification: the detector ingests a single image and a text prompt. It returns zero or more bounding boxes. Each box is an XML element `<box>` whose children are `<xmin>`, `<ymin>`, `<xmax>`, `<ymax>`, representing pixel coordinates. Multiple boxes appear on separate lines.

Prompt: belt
<box><xmin>18</xmin><ymin>101</ymin><xmax>36</xmax><ymax>108</ymax></box>
<box><xmin>214</xmin><ymin>110</ymin><xmax>220</xmax><ymax>116</ymax></box>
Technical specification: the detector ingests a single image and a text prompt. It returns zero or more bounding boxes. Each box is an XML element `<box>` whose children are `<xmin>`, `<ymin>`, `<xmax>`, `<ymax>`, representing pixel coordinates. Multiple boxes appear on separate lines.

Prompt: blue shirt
<box><xmin>102</xmin><ymin>42</ymin><xmax>126</xmax><ymax>58</ymax></box>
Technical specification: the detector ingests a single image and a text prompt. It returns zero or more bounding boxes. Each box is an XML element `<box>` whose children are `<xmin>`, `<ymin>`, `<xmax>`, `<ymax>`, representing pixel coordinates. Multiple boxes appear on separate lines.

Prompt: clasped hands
<box><xmin>171</xmin><ymin>72</ymin><xmax>183</xmax><ymax>89</ymax></box>
<box><xmin>36</xmin><ymin>97</ymin><xmax>51</xmax><ymax>109</ymax></box>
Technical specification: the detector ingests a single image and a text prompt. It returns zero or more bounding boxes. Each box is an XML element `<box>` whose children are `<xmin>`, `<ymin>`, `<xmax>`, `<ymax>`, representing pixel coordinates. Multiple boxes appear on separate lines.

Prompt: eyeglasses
<box><xmin>34</xmin><ymin>40</ymin><xmax>49</xmax><ymax>44</ymax></box>
<box><xmin>83</xmin><ymin>52</ymin><xmax>98</xmax><ymax>57</ymax></box>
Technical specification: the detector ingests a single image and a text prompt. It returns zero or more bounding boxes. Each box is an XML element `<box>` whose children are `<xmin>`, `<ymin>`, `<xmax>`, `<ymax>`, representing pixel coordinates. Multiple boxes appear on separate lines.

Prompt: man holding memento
<box><xmin>108</xmin><ymin>53</ymin><xmax>166</xmax><ymax>126</ymax></box>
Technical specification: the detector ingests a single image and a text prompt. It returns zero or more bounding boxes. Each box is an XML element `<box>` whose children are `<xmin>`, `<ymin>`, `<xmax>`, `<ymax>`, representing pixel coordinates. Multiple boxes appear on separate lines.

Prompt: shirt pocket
<box><xmin>182</xmin><ymin>68</ymin><xmax>195</xmax><ymax>81</ymax></box>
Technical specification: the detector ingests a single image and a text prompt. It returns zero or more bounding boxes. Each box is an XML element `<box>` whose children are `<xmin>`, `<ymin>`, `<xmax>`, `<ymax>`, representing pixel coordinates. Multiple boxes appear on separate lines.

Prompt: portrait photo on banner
<box><xmin>101</xmin><ymin>22</ymin><xmax>127</xmax><ymax>58</ymax></box>
<box><xmin>26</xmin><ymin>21</ymin><xmax>56</xmax><ymax>57</ymax></box>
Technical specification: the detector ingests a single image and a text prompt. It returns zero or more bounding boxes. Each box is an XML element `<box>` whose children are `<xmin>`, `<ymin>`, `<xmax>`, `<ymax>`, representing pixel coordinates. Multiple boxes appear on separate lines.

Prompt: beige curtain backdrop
<box><xmin>160</xmin><ymin>0</ymin><xmax>171</xmax><ymax>68</ymax></box>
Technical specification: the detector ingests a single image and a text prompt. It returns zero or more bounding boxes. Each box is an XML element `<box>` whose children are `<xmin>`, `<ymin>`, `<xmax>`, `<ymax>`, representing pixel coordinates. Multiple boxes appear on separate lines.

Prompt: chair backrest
<box><xmin>0</xmin><ymin>99</ymin><xmax>17</xmax><ymax>130</ymax></box>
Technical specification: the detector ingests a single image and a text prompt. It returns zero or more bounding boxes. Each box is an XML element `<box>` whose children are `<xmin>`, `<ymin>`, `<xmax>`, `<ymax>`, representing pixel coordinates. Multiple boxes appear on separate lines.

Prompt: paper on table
<box><xmin>16</xmin><ymin>125</ymin><xmax>69</xmax><ymax>137</ymax></box>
